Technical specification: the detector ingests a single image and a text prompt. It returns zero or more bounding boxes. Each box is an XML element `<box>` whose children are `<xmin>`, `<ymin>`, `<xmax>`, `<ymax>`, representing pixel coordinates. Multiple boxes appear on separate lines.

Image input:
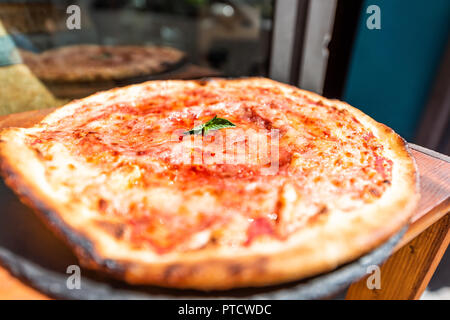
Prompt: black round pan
<box><xmin>42</xmin><ymin>56</ymin><xmax>189</xmax><ymax>99</ymax></box>
<box><xmin>0</xmin><ymin>179</ymin><xmax>405</xmax><ymax>300</ymax></box>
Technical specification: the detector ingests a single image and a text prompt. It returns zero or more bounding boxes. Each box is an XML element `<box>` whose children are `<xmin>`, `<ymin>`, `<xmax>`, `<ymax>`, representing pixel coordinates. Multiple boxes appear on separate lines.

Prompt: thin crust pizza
<box><xmin>0</xmin><ymin>78</ymin><xmax>419</xmax><ymax>290</ymax></box>
<box><xmin>19</xmin><ymin>45</ymin><xmax>185</xmax><ymax>82</ymax></box>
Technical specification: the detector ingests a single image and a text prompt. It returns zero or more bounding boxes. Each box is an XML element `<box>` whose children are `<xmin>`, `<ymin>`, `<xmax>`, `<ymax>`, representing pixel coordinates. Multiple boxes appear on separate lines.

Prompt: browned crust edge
<box><xmin>0</xmin><ymin>78</ymin><xmax>420</xmax><ymax>290</ymax></box>
<box><xmin>0</xmin><ymin>153</ymin><xmax>127</xmax><ymax>276</ymax></box>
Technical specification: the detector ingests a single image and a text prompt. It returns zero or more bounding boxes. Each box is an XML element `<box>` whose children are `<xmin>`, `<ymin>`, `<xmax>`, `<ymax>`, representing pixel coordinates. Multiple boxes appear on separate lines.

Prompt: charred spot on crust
<box><xmin>162</xmin><ymin>263</ymin><xmax>207</xmax><ymax>285</ymax></box>
<box><xmin>255</xmin><ymin>257</ymin><xmax>269</xmax><ymax>274</ymax></box>
<box><xmin>317</xmin><ymin>205</ymin><xmax>328</xmax><ymax>215</ymax></box>
<box><xmin>196</xmin><ymin>79</ymin><xmax>210</xmax><ymax>86</ymax></box>
<box><xmin>33</xmin><ymin>147</ymin><xmax>44</xmax><ymax>160</ymax></box>
<box><xmin>368</xmin><ymin>188</ymin><xmax>381</xmax><ymax>197</ymax></box>
<box><xmin>228</xmin><ymin>258</ymin><xmax>267</xmax><ymax>277</ymax></box>
<box><xmin>98</xmin><ymin>198</ymin><xmax>107</xmax><ymax>211</ymax></box>
<box><xmin>95</xmin><ymin>220</ymin><xmax>125</xmax><ymax>239</ymax></box>
<box><xmin>307</xmin><ymin>205</ymin><xmax>330</xmax><ymax>225</ymax></box>
<box><xmin>163</xmin><ymin>263</ymin><xmax>184</xmax><ymax>283</ymax></box>
<box><xmin>228</xmin><ymin>263</ymin><xmax>244</xmax><ymax>276</ymax></box>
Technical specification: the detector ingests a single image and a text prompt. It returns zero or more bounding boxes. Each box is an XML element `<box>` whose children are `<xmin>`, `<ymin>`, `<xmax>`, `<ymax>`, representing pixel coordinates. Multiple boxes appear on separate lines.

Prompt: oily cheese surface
<box><xmin>0</xmin><ymin>78</ymin><xmax>419</xmax><ymax>290</ymax></box>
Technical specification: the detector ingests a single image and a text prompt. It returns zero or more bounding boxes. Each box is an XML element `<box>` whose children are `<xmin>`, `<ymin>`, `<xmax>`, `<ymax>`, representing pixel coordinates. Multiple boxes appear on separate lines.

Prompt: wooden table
<box><xmin>346</xmin><ymin>145</ymin><xmax>449</xmax><ymax>300</ymax></box>
<box><xmin>0</xmin><ymin>109</ymin><xmax>448</xmax><ymax>300</ymax></box>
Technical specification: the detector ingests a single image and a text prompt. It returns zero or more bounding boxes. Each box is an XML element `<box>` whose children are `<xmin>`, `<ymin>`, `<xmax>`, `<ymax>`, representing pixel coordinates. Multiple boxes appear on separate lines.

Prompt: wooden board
<box><xmin>396</xmin><ymin>147</ymin><xmax>450</xmax><ymax>249</ymax></box>
<box><xmin>0</xmin><ymin>108</ymin><xmax>448</xmax><ymax>300</ymax></box>
<box><xmin>346</xmin><ymin>214</ymin><xmax>449</xmax><ymax>300</ymax></box>
<box><xmin>0</xmin><ymin>267</ymin><xmax>49</xmax><ymax>300</ymax></box>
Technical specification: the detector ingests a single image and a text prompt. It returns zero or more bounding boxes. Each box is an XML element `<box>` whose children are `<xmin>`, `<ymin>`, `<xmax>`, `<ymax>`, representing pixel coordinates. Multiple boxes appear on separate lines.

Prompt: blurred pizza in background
<box><xmin>20</xmin><ymin>45</ymin><xmax>186</xmax><ymax>82</ymax></box>
<box><xmin>19</xmin><ymin>44</ymin><xmax>186</xmax><ymax>98</ymax></box>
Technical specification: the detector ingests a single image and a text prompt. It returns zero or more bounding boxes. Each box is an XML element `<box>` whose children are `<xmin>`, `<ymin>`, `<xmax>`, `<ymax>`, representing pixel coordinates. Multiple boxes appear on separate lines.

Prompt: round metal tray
<box><xmin>0</xmin><ymin>180</ymin><xmax>405</xmax><ymax>299</ymax></box>
<box><xmin>43</xmin><ymin>56</ymin><xmax>188</xmax><ymax>99</ymax></box>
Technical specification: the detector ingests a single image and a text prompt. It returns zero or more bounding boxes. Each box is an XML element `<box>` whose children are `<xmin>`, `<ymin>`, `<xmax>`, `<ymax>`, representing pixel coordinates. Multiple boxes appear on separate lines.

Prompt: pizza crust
<box><xmin>0</xmin><ymin>78</ymin><xmax>419</xmax><ymax>290</ymax></box>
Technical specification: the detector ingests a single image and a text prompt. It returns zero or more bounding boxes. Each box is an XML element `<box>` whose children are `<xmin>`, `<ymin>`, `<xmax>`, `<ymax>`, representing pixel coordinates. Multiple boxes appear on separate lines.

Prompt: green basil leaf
<box><xmin>183</xmin><ymin>115</ymin><xmax>236</xmax><ymax>136</ymax></box>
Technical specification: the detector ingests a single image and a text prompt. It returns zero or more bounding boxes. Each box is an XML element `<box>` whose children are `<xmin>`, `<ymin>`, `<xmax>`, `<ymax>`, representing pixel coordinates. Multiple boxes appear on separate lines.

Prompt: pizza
<box><xmin>0</xmin><ymin>78</ymin><xmax>419</xmax><ymax>290</ymax></box>
<box><xmin>19</xmin><ymin>44</ymin><xmax>185</xmax><ymax>82</ymax></box>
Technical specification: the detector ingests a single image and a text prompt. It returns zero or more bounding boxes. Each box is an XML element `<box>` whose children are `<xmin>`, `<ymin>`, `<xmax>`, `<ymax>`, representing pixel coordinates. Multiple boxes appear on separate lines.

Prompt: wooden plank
<box><xmin>409</xmin><ymin>149</ymin><xmax>450</xmax><ymax>223</ymax></box>
<box><xmin>0</xmin><ymin>267</ymin><xmax>49</xmax><ymax>300</ymax></box>
<box><xmin>398</xmin><ymin>199</ymin><xmax>449</xmax><ymax>251</ymax></box>
<box><xmin>346</xmin><ymin>213</ymin><xmax>449</xmax><ymax>300</ymax></box>
<box><xmin>396</xmin><ymin>149</ymin><xmax>450</xmax><ymax>249</ymax></box>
